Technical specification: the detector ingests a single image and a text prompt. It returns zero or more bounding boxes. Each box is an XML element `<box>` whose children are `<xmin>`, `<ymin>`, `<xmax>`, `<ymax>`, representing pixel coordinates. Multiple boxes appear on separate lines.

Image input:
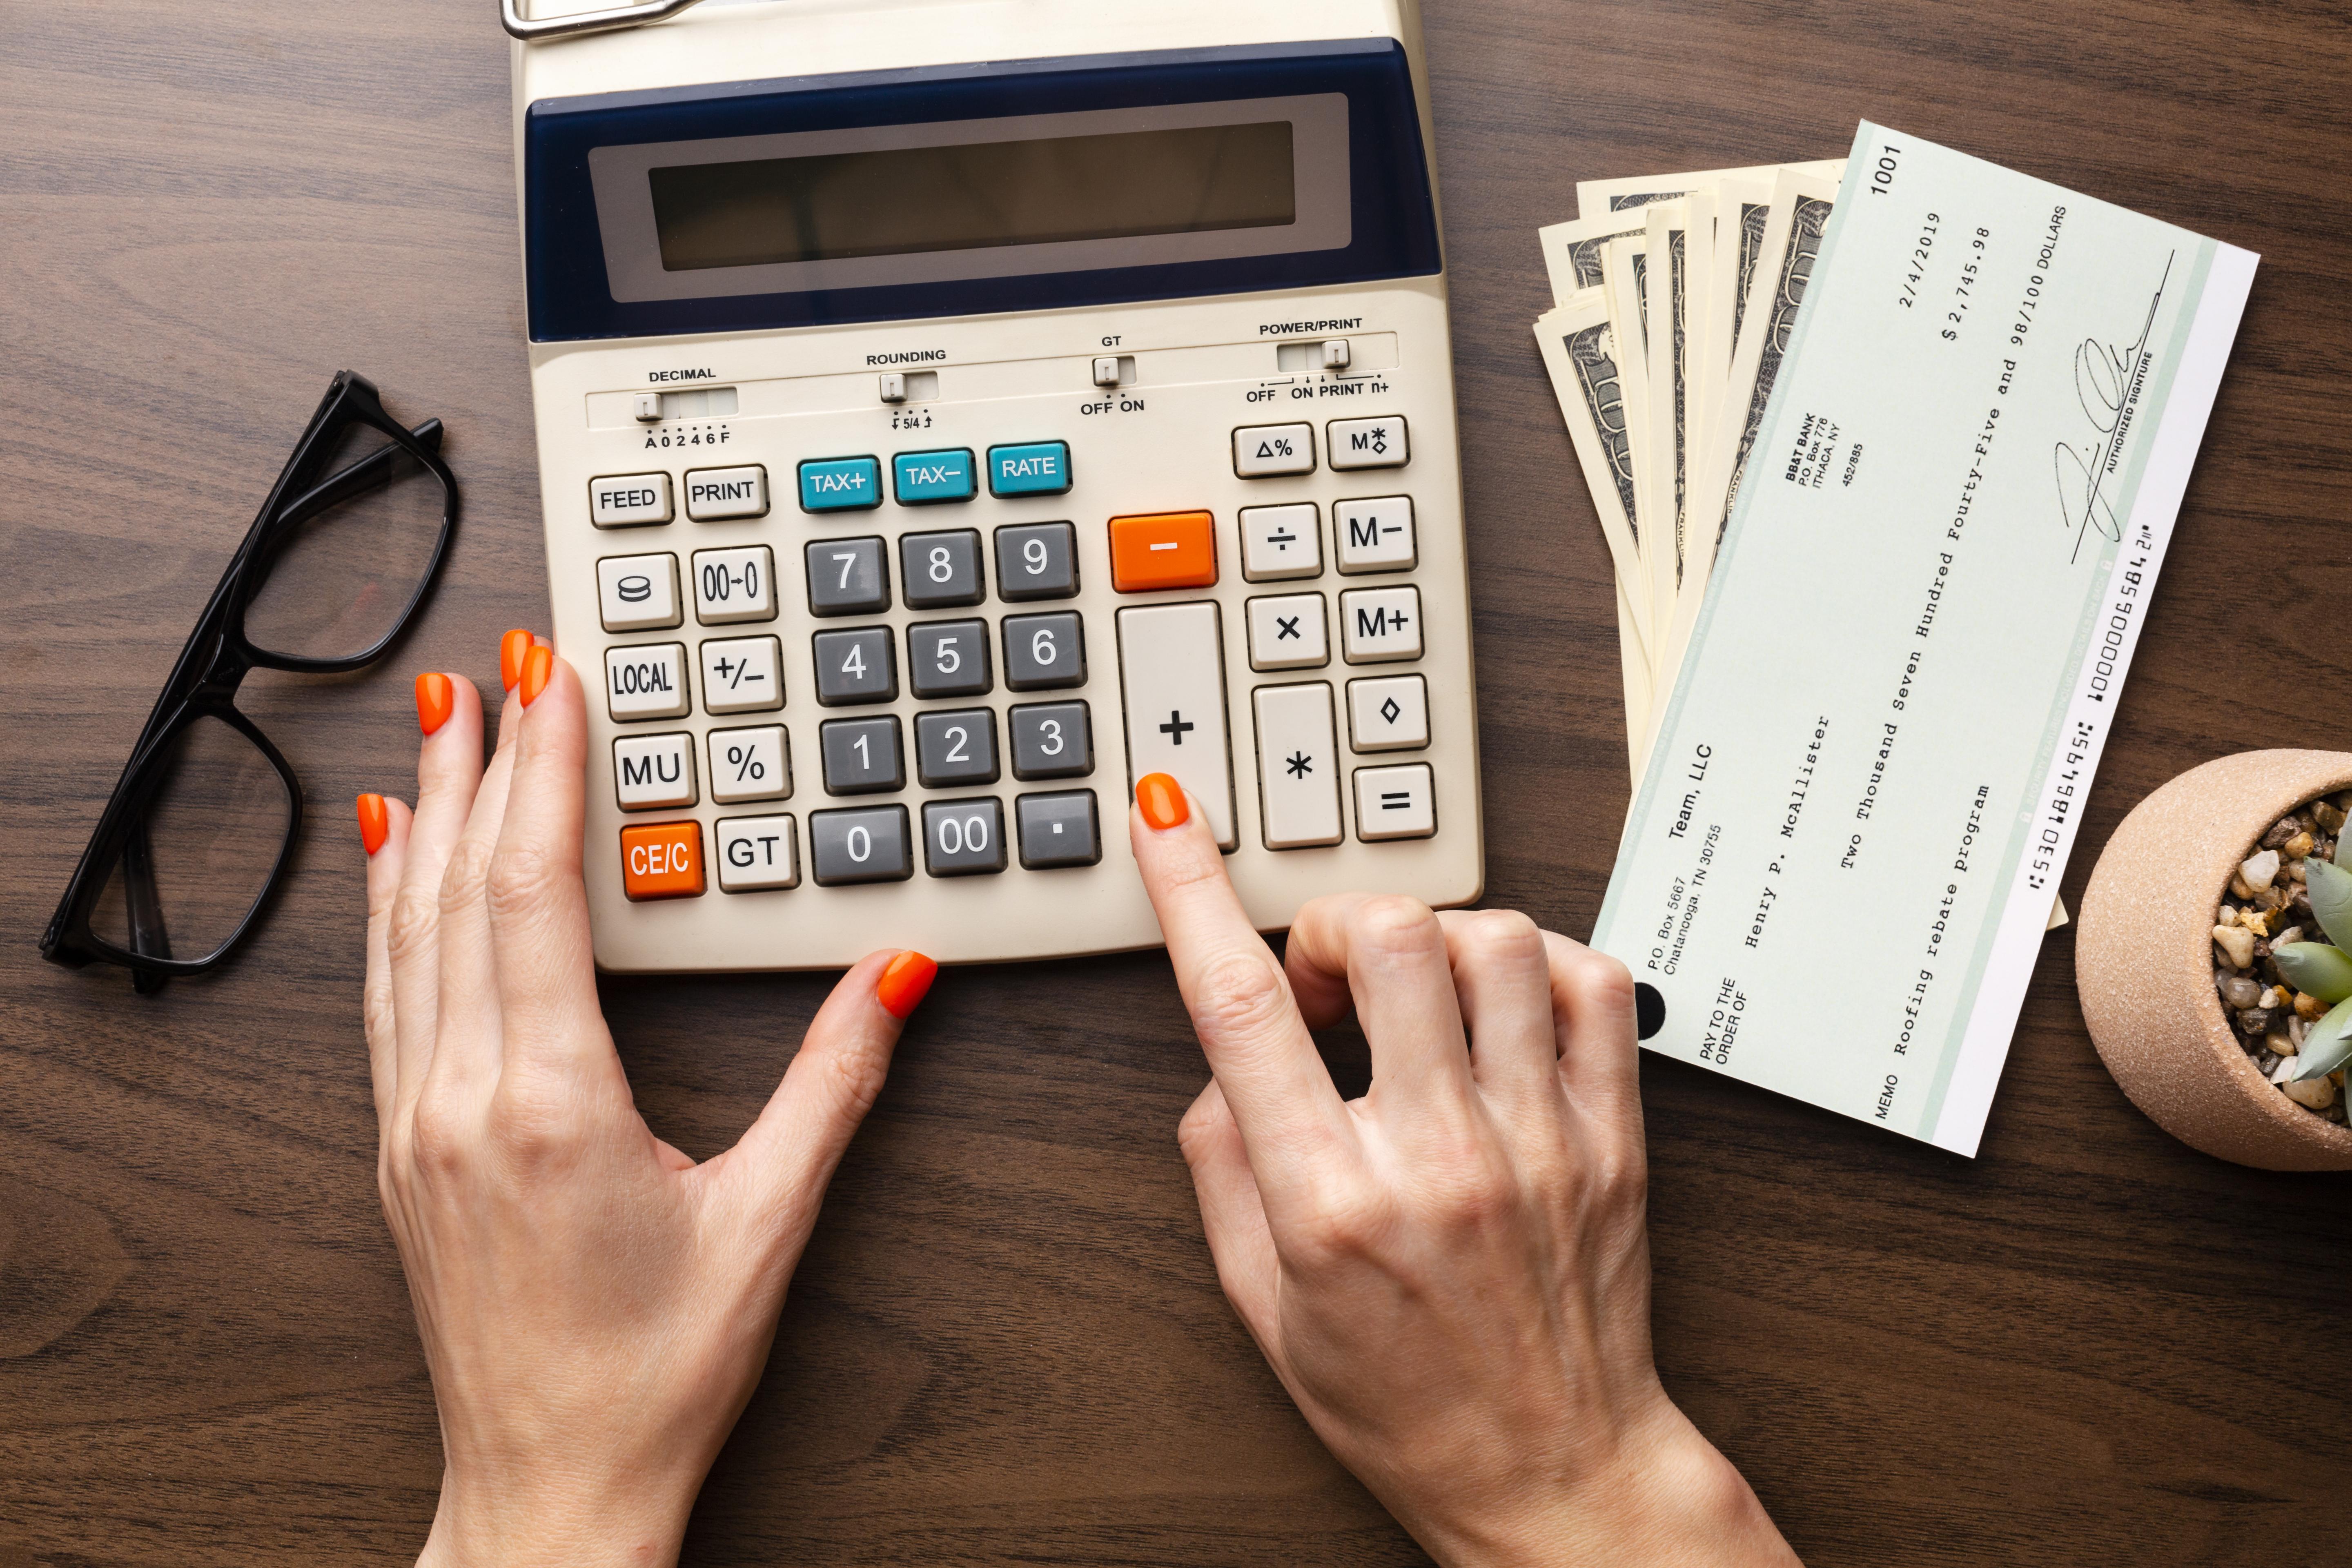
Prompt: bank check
<box><xmin>1590</xmin><ymin>124</ymin><xmax>2257</xmax><ymax>1156</ymax></box>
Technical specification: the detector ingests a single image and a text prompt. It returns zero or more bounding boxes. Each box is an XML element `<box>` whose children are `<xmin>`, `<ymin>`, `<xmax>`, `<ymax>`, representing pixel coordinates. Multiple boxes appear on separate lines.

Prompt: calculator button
<box><xmin>914</xmin><ymin>708</ymin><xmax>1001</xmax><ymax>787</ymax></box>
<box><xmin>1115</xmin><ymin>601</ymin><xmax>1236</xmax><ymax>849</ymax></box>
<box><xmin>900</xmin><ymin>529</ymin><xmax>985</xmax><ymax>608</ymax></box>
<box><xmin>1254</xmin><ymin>682</ymin><xmax>1343</xmax><ymax>849</ymax></box>
<box><xmin>1339</xmin><ymin>586</ymin><xmax>1422</xmax><ymax>663</ymax></box>
<box><xmin>699</xmin><ymin>636</ymin><xmax>783</xmax><ymax>715</ymax></box>
<box><xmin>620</xmin><ymin>820</ymin><xmax>705</xmax><ymax>900</ymax></box>
<box><xmin>1346</xmin><ymin>675</ymin><xmax>1430</xmax><ymax>752</ymax></box>
<box><xmin>1001</xmin><ymin>611</ymin><xmax>1087</xmax><ymax>690</ymax></box>
<box><xmin>987</xmin><ymin>441</ymin><xmax>1072</xmax><ymax>497</ymax></box>
<box><xmin>892</xmin><ymin>448</ymin><xmax>977</xmax><ymax>505</ymax></box>
<box><xmin>819</xmin><ymin>715</ymin><xmax>905</xmax><ymax>794</ymax></box>
<box><xmin>1233</xmin><ymin>423</ymin><xmax>1315</xmax><ymax>478</ymax></box>
<box><xmin>1239</xmin><ymin>503</ymin><xmax>1322</xmax><ymax>581</ymax></box>
<box><xmin>1008</xmin><ymin>700</ymin><xmax>1092</xmax><ymax>780</ymax></box>
<box><xmin>1246</xmin><ymin>593</ymin><xmax>1328</xmax><ymax>671</ymax></box>
<box><xmin>811</xmin><ymin>626</ymin><xmax>898</xmax><ymax>705</ymax></box>
<box><xmin>798</xmin><ymin>456</ymin><xmax>882</xmax><ymax>512</ymax></box>
<box><xmin>1109</xmin><ymin>511</ymin><xmax>1217</xmax><ymax>592</ymax></box>
<box><xmin>597</xmin><ymin>553</ymin><xmax>682</xmax><ymax>633</ymax></box>
<box><xmin>715</xmin><ymin>814</ymin><xmax>798</xmax><ymax>891</ymax></box>
<box><xmin>590</xmin><ymin>473</ymin><xmax>673</xmax><ymax>528</ymax></box>
<box><xmin>994</xmin><ymin>522</ymin><xmax>1079</xmax><ymax>601</ymax></box>
<box><xmin>1327</xmin><ymin>416</ymin><xmax>1409</xmax><ymax>470</ymax></box>
<box><xmin>684</xmin><ymin>465</ymin><xmax>768</xmax><ymax>521</ymax></box>
<box><xmin>604</xmin><ymin>642</ymin><xmax>691</xmax><ymax>722</ymax></box>
<box><xmin>922</xmin><ymin>797</ymin><xmax>1008</xmax><ymax>876</ymax></box>
<box><xmin>613</xmin><ymin>732</ymin><xmax>697</xmax><ymax>811</ymax></box>
<box><xmin>1016</xmin><ymin>789</ymin><xmax>1102</xmax><ymax>869</ymax></box>
<box><xmin>809</xmin><ymin>805</ymin><xmax>914</xmax><ymax>884</ymax></box>
<box><xmin>691</xmin><ymin>545</ymin><xmax>777</xmax><ymax>625</ymax></box>
<box><xmin>907</xmin><ymin>619</ymin><xmax>993</xmax><ymax>699</ymax></box>
<box><xmin>1334</xmin><ymin>496</ymin><xmax>1417</xmax><ymax>573</ymax></box>
<box><xmin>805</xmin><ymin>537</ymin><xmax>891</xmax><ymax>617</ymax></box>
<box><xmin>707</xmin><ymin>724</ymin><xmax>791</xmax><ymax>804</ymax></box>
<box><xmin>1355</xmin><ymin>763</ymin><xmax>1436</xmax><ymax>840</ymax></box>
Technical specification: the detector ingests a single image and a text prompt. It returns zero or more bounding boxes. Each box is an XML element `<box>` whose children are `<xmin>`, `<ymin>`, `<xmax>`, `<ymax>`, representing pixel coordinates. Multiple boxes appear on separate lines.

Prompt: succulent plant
<box><xmin>2270</xmin><ymin>856</ymin><xmax>2352</xmax><ymax>1082</ymax></box>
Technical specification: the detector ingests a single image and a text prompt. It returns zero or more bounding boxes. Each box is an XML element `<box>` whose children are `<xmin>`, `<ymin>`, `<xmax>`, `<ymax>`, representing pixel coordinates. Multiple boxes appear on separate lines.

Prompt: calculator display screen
<box><xmin>648</xmin><ymin>121</ymin><xmax>1296</xmax><ymax>273</ymax></box>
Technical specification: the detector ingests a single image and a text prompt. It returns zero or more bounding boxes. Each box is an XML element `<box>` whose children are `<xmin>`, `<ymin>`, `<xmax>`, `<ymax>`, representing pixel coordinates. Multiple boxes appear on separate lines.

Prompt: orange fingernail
<box><xmin>1136</xmin><ymin>772</ymin><xmax>1189</xmax><ymax>831</ymax></box>
<box><xmin>520</xmin><ymin>645</ymin><xmax>554</xmax><ymax>707</ymax></box>
<box><xmin>357</xmin><ymin>793</ymin><xmax>390</xmax><ymax>855</ymax></box>
<box><xmin>499</xmin><ymin>629</ymin><xmax>534</xmax><ymax>692</ymax></box>
<box><xmin>415</xmin><ymin>671</ymin><xmax>455</xmax><ymax>735</ymax></box>
<box><xmin>877</xmin><ymin>950</ymin><xmax>938</xmax><ymax>1020</ymax></box>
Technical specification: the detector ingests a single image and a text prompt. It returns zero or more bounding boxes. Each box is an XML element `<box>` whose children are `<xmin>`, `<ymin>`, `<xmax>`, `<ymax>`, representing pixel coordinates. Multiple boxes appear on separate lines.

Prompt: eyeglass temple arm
<box><xmin>273</xmin><ymin>418</ymin><xmax>445</xmax><ymax>531</ymax></box>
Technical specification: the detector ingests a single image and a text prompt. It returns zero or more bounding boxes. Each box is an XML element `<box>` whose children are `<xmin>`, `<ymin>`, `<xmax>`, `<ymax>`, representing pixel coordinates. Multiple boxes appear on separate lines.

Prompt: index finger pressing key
<box><xmin>1128</xmin><ymin>773</ymin><xmax>1356</xmax><ymax>1190</ymax></box>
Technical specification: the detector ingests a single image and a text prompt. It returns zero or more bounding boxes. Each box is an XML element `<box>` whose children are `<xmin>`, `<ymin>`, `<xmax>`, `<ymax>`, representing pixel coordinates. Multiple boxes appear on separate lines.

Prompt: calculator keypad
<box><xmin>584</xmin><ymin>404</ymin><xmax>1451</xmax><ymax>927</ymax></box>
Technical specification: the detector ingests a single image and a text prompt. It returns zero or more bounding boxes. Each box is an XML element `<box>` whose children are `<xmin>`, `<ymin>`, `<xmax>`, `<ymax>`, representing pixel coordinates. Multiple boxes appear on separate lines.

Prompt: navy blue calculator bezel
<box><xmin>522</xmin><ymin>39</ymin><xmax>1442</xmax><ymax>343</ymax></box>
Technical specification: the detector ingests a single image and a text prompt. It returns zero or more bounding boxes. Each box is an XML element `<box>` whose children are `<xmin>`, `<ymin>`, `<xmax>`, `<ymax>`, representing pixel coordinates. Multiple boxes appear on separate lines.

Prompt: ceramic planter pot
<box><xmin>2078</xmin><ymin>749</ymin><xmax>2352</xmax><ymax>1169</ymax></box>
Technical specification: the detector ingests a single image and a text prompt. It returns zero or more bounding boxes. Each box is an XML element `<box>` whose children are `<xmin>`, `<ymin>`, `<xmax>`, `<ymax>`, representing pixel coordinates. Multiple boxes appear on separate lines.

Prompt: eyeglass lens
<box><xmin>241</xmin><ymin>420</ymin><xmax>450</xmax><ymax>664</ymax></box>
<box><xmin>86</xmin><ymin>714</ymin><xmax>294</xmax><ymax>965</ymax></box>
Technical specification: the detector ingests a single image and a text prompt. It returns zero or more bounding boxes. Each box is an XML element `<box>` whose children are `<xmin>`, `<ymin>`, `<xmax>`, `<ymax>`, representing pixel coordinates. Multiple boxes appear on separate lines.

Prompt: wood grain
<box><xmin>3</xmin><ymin>0</ymin><xmax>2348</xmax><ymax>1561</ymax></box>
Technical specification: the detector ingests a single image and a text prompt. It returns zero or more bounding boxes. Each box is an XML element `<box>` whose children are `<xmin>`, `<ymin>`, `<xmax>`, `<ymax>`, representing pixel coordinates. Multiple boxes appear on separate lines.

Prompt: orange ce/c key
<box><xmin>1109</xmin><ymin>510</ymin><xmax>1217</xmax><ymax>592</ymax></box>
<box><xmin>620</xmin><ymin>820</ymin><xmax>705</xmax><ymax>900</ymax></box>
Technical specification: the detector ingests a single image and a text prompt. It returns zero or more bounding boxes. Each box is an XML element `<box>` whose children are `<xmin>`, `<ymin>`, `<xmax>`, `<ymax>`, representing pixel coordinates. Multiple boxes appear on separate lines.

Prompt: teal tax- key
<box><xmin>987</xmin><ymin>441</ymin><xmax>1073</xmax><ymax>497</ymax></box>
<box><xmin>892</xmin><ymin>448</ymin><xmax>976</xmax><ymax>505</ymax></box>
<box><xmin>798</xmin><ymin>456</ymin><xmax>882</xmax><ymax>512</ymax></box>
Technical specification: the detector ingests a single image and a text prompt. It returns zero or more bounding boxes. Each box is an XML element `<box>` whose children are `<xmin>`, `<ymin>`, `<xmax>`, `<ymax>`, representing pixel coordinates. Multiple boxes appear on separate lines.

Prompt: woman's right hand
<box><xmin>1126</xmin><ymin>773</ymin><xmax>1798</xmax><ymax>1568</ymax></box>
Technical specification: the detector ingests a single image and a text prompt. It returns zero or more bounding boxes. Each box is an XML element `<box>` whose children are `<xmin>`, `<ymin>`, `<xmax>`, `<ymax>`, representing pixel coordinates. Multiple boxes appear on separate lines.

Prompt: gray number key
<box><xmin>915</xmin><ymin>708</ymin><xmax>1000</xmax><ymax>787</ymax></box>
<box><xmin>1008</xmin><ymin>700</ymin><xmax>1092</xmax><ymax>780</ymax></box>
<box><xmin>994</xmin><ymin>521</ymin><xmax>1078</xmax><ymax>601</ymax></box>
<box><xmin>907</xmin><ymin>618</ymin><xmax>992</xmax><ymax>699</ymax></box>
<box><xmin>900</xmin><ymin>529</ymin><xmax>984</xmax><ymax>608</ymax></box>
<box><xmin>1002</xmin><ymin>611</ymin><xmax>1086</xmax><ymax>690</ymax></box>
<box><xmin>811</xmin><ymin>626</ymin><xmax>896</xmax><ymax>705</ymax></box>
<box><xmin>809</xmin><ymin>805</ymin><xmax>913</xmax><ymax>885</ymax></box>
<box><xmin>806</xmin><ymin>537</ymin><xmax>891</xmax><ymax>616</ymax></box>
<box><xmin>922</xmin><ymin>796</ymin><xmax>1007</xmax><ymax>877</ymax></box>
<box><xmin>819</xmin><ymin>715</ymin><xmax>904</xmax><ymax>793</ymax></box>
<box><xmin>1016</xmin><ymin>790</ymin><xmax>1101</xmax><ymax>869</ymax></box>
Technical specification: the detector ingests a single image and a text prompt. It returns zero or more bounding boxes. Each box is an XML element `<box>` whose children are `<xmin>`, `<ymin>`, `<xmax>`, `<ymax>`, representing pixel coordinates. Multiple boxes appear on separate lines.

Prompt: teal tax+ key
<box><xmin>892</xmin><ymin>448</ymin><xmax>976</xmax><ymax>504</ymax></box>
<box><xmin>987</xmin><ymin>441</ymin><xmax>1072</xmax><ymax>498</ymax></box>
<box><xmin>798</xmin><ymin>456</ymin><xmax>882</xmax><ymax>512</ymax></box>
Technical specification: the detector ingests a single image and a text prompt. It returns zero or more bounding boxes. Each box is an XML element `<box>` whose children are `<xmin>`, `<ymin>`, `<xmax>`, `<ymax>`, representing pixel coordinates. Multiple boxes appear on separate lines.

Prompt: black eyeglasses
<box><xmin>41</xmin><ymin>371</ymin><xmax>459</xmax><ymax>991</ymax></box>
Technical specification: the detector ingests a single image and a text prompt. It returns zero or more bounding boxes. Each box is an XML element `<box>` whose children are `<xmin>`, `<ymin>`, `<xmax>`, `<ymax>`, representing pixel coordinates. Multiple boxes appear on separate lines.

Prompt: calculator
<box><xmin>511</xmin><ymin>0</ymin><xmax>1482</xmax><ymax>970</ymax></box>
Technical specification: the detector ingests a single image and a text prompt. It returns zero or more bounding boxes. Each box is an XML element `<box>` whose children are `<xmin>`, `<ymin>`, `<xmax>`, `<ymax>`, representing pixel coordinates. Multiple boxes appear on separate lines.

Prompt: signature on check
<box><xmin>2055</xmin><ymin>251</ymin><xmax>2176</xmax><ymax>564</ymax></box>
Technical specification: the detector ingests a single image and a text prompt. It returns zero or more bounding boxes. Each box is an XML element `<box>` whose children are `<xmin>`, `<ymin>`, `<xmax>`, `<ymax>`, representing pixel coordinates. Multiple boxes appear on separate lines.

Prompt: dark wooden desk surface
<box><xmin>5</xmin><ymin>1</ymin><xmax>2349</xmax><ymax>1562</ymax></box>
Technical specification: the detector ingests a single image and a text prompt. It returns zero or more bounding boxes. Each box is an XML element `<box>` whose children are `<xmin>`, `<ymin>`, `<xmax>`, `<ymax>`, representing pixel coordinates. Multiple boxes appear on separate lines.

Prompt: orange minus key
<box><xmin>620</xmin><ymin>820</ymin><xmax>706</xmax><ymax>900</ymax></box>
<box><xmin>1109</xmin><ymin>510</ymin><xmax>1217</xmax><ymax>592</ymax></box>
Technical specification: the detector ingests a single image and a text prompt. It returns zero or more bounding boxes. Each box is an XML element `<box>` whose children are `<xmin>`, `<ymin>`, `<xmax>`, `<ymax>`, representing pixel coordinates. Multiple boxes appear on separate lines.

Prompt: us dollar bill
<box><xmin>1536</xmin><ymin>210</ymin><xmax>1650</xmax><ymax>305</ymax></box>
<box><xmin>1535</xmin><ymin>292</ymin><xmax>1651</xmax><ymax>657</ymax></box>
<box><xmin>1575</xmin><ymin>158</ymin><xmax>1845</xmax><ymax>215</ymax></box>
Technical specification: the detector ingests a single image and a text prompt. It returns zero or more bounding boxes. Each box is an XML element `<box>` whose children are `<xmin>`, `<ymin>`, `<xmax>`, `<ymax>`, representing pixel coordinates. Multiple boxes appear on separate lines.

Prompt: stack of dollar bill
<box><xmin>1535</xmin><ymin>160</ymin><xmax>1847</xmax><ymax>777</ymax></box>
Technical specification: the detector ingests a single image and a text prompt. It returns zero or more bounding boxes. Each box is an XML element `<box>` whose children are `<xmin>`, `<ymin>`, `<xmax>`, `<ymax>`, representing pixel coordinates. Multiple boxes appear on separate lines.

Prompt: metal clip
<box><xmin>501</xmin><ymin>0</ymin><xmax>713</xmax><ymax>41</ymax></box>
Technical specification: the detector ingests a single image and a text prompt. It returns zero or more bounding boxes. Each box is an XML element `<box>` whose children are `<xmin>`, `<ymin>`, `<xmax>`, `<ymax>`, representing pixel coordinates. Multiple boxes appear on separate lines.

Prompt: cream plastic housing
<box><xmin>513</xmin><ymin>0</ymin><xmax>1479</xmax><ymax>971</ymax></box>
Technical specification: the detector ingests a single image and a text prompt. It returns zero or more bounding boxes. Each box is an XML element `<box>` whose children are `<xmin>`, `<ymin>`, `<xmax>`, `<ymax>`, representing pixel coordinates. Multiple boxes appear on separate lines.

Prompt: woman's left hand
<box><xmin>360</xmin><ymin>636</ymin><xmax>935</xmax><ymax>1568</ymax></box>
